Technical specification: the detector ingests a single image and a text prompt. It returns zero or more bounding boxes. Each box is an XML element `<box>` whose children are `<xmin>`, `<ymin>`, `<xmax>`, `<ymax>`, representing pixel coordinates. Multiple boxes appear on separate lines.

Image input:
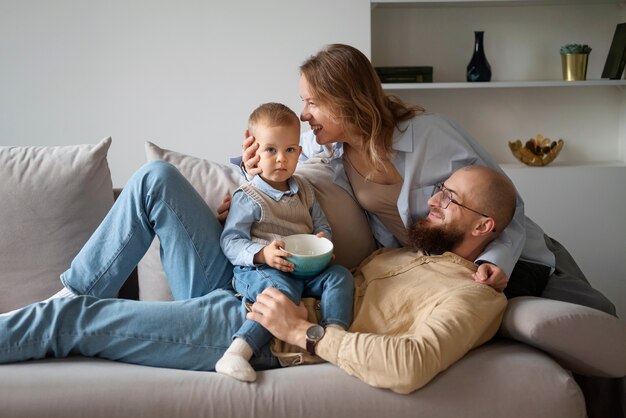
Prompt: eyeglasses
<box><xmin>431</xmin><ymin>183</ymin><xmax>491</xmax><ymax>219</ymax></box>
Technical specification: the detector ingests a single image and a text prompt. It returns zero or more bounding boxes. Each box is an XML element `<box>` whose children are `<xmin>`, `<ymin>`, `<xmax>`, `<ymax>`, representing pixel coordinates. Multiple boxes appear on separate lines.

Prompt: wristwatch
<box><xmin>305</xmin><ymin>324</ymin><xmax>325</xmax><ymax>355</ymax></box>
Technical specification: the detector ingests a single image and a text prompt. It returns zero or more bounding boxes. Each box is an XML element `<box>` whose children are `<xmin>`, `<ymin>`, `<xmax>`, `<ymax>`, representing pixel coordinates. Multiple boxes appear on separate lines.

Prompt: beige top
<box><xmin>271</xmin><ymin>248</ymin><xmax>507</xmax><ymax>394</ymax></box>
<box><xmin>343</xmin><ymin>157</ymin><xmax>410</xmax><ymax>246</ymax></box>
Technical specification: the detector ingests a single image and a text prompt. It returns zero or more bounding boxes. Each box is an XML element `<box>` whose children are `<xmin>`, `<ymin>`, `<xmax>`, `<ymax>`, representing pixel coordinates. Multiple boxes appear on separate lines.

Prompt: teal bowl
<box><xmin>282</xmin><ymin>234</ymin><xmax>333</xmax><ymax>277</ymax></box>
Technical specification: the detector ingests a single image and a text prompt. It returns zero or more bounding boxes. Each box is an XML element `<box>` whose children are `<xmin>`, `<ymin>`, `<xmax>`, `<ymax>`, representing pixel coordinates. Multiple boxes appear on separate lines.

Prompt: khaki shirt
<box><xmin>272</xmin><ymin>248</ymin><xmax>507</xmax><ymax>394</ymax></box>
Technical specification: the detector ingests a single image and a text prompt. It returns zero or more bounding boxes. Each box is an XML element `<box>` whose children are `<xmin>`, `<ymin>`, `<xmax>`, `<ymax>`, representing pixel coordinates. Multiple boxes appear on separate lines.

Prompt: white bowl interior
<box><xmin>282</xmin><ymin>234</ymin><xmax>333</xmax><ymax>257</ymax></box>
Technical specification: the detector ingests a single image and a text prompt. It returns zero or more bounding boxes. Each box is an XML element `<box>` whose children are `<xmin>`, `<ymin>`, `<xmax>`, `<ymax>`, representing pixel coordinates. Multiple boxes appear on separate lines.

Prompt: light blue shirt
<box><xmin>298</xmin><ymin>112</ymin><xmax>555</xmax><ymax>277</ymax></box>
<box><xmin>220</xmin><ymin>175</ymin><xmax>331</xmax><ymax>267</ymax></box>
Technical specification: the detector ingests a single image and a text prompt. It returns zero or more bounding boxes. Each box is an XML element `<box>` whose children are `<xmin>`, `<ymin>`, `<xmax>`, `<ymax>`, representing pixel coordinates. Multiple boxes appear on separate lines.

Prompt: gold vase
<box><xmin>561</xmin><ymin>53</ymin><xmax>589</xmax><ymax>81</ymax></box>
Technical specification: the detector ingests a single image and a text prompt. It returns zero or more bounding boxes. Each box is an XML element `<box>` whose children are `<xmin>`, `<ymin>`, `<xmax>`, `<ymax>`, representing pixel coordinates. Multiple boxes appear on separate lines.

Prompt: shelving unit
<box><xmin>370</xmin><ymin>0</ymin><xmax>626</xmax><ymax>316</ymax></box>
<box><xmin>371</xmin><ymin>0</ymin><xmax>626</xmax><ymax>165</ymax></box>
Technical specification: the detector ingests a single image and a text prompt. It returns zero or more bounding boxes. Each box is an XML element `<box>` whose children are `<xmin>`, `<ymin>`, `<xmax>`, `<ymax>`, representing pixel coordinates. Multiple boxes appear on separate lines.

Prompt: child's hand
<box><xmin>259</xmin><ymin>240</ymin><xmax>295</xmax><ymax>273</ymax></box>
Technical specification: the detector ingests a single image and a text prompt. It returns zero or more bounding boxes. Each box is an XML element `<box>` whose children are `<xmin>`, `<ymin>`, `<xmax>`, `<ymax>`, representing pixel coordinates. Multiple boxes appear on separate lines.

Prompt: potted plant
<box><xmin>560</xmin><ymin>44</ymin><xmax>592</xmax><ymax>81</ymax></box>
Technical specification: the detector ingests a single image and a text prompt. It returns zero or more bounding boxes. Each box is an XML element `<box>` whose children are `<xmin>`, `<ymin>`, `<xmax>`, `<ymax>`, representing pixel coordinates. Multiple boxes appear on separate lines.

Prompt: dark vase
<box><xmin>467</xmin><ymin>31</ymin><xmax>492</xmax><ymax>82</ymax></box>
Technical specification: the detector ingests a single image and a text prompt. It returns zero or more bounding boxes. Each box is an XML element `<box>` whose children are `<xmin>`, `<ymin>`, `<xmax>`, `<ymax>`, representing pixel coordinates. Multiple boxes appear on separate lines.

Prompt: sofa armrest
<box><xmin>499</xmin><ymin>296</ymin><xmax>626</xmax><ymax>377</ymax></box>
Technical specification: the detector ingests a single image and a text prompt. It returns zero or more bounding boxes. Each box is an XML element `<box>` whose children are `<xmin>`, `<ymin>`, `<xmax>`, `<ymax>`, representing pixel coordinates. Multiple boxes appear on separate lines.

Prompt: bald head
<box><xmin>450</xmin><ymin>165</ymin><xmax>517</xmax><ymax>233</ymax></box>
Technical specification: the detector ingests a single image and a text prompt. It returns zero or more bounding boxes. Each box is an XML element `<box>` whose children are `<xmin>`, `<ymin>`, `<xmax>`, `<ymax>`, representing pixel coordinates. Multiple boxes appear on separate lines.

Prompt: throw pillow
<box><xmin>0</xmin><ymin>137</ymin><xmax>114</xmax><ymax>312</ymax></box>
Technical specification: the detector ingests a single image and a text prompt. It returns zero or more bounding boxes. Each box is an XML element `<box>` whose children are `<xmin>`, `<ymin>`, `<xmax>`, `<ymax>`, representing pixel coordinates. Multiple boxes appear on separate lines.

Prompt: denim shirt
<box><xmin>298</xmin><ymin>112</ymin><xmax>555</xmax><ymax>277</ymax></box>
<box><xmin>220</xmin><ymin>175</ymin><xmax>331</xmax><ymax>267</ymax></box>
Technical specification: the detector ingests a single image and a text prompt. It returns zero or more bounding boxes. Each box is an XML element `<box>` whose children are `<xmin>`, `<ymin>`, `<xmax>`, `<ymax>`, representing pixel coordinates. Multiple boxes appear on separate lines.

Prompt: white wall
<box><xmin>0</xmin><ymin>0</ymin><xmax>370</xmax><ymax>186</ymax></box>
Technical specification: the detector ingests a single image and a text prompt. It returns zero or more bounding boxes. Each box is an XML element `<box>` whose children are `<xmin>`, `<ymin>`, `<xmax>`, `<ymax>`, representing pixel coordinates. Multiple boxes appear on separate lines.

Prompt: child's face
<box><xmin>254</xmin><ymin>122</ymin><xmax>301</xmax><ymax>190</ymax></box>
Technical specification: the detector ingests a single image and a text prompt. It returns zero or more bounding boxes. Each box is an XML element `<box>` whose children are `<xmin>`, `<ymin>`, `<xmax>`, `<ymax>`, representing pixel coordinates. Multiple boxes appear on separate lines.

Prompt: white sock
<box><xmin>215</xmin><ymin>338</ymin><xmax>256</xmax><ymax>382</ymax></box>
<box><xmin>326</xmin><ymin>324</ymin><xmax>346</xmax><ymax>331</ymax></box>
<box><xmin>0</xmin><ymin>287</ymin><xmax>78</xmax><ymax>318</ymax></box>
<box><xmin>41</xmin><ymin>286</ymin><xmax>78</xmax><ymax>303</ymax></box>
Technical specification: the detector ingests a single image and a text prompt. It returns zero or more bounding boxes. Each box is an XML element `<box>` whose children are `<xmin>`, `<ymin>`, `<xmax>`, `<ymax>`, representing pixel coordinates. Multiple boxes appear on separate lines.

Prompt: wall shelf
<box><xmin>372</xmin><ymin>0</ymin><xmax>623</xmax><ymax>6</ymax></box>
<box><xmin>499</xmin><ymin>161</ymin><xmax>626</xmax><ymax>169</ymax></box>
<box><xmin>382</xmin><ymin>80</ymin><xmax>626</xmax><ymax>90</ymax></box>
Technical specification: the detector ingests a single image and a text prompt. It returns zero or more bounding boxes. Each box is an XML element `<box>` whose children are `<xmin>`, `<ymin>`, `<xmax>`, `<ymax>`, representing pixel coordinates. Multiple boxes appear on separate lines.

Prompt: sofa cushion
<box><xmin>139</xmin><ymin>142</ymin><xmax>376</xmax><ymax>301</ymax></box>
<box><xmin>0</xmin><ymin>340</ymin><xmax>585</xmax><ymax>418</ymax></box>
<box><xmin>500</xmin><ymin>296</ymin><xmax>626</xmax><ymax>377</ymax></box>
<box><xmin>0</xmin><ymin>138</ymin><xmax>114</xmax><ymax>313</ymax></box>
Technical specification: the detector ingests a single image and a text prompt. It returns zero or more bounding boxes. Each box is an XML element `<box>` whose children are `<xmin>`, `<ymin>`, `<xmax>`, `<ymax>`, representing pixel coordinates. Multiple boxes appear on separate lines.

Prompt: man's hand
<box><xmin>216</xmin><ymin>194</ymin><xmax>231</xmax><ymax>225</ymax></box>
<box><xmin>473</xmin><ymin>263</ymin><xmax>509</xmax><ymax>292</ymax></box>
<box><xmin>256</xmin><ymin>240</ymin><xmax>295</xmax><ymax>272</ymax></box>
<box><xmin>247</xmin><ymin>288</ymin><xmax>311</xmax><ymax>349</ymax></box>
<box><xmin>242</xmin><ymin>131</ymin><xmax>262</xmax><ymax>177</ymax></box>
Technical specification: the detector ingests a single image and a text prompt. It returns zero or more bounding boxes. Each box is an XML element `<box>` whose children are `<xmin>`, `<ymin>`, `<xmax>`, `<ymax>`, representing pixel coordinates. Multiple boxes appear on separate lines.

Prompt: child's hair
<box><xmin>248</xmin><ymin>102</ymin><xmax>300</xmax><ymax>136</ymax></box>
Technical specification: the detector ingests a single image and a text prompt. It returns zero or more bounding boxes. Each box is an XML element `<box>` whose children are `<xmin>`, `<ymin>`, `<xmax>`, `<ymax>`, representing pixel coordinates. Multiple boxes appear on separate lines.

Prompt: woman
<box><xmin>239</xmin><ymin>43</ymin><xmax>614</xmax><ymax>312</ymax></box>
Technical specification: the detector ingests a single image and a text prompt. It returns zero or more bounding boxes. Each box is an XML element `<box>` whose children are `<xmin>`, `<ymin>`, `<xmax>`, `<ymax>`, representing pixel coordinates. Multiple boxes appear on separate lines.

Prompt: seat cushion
<box><xmin>0</xmin><ymin>340</ymin><xmax>584</xmax><ymax>418</ymax></box>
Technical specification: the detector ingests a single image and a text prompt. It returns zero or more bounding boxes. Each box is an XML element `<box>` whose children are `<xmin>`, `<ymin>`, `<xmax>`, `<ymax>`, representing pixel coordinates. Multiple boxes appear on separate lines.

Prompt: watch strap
<box><xmin>306</xmin><ymin>338</ymin><xmax>317</xmax><ymax>356</ymax></box>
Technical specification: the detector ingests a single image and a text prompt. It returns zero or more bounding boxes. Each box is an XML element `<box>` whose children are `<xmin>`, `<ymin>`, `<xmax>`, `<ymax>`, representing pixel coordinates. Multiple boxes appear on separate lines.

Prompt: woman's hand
<box><xmin>242</xmin><ymin>130</ymin><xmax>262</xmax><ymax>177</ymax></box>
<box><xmin>216</xmin><ymin>194</ymin><xmax>231</xmax><ymax>225</ymax></box>
<box><xmin>473</xmin><ymin>263</ymin><xmax>509</xmax><ymax>292</ymax></box>
<box><xmin>247</xmin><ymin>288</ymin><xmax>312</xmax><ymax>349</ymax></box>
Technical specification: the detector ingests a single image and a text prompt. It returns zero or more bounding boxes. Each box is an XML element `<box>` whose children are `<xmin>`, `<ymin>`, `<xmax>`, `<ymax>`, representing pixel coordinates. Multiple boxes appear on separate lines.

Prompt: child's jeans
<box><xmin>232</xmin><ymin>264</ymin><xmax>353</xmax><ymax>354</ymax></box>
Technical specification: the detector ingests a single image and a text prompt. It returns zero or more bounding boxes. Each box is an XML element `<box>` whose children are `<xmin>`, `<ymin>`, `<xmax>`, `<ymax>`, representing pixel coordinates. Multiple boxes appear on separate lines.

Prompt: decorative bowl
<box><xmin>282</xmin><ymin>234</ymin><xmax>333</xmax><ymax>277</ymax></box>
<box><xmin>508</xmin><ymin>134</ymin><xmax>564</xmax><ymax>166</ymax></box>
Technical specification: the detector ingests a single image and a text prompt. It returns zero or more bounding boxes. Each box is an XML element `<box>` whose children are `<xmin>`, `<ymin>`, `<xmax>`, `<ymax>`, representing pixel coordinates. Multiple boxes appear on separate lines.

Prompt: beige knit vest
<box><xmin>240</xmin><ymin>175</ymin><xmax>315</xmax><ymax>245</ymax></box>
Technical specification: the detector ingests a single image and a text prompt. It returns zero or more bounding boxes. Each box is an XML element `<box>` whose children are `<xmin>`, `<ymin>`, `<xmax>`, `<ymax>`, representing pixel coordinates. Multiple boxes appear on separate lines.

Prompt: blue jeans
<box><xmin>0</xmin><ymin>291</ymin><xmax>278</xmax><ymax>371</ymax></box>
<box><xmin>233</xmin><ymin>264</ymin><xmax>354</xmax><ymax>354</ymax></box>
<box><xmin>61</xmin><ymin>160</ymin><xmax>232</xmax><ymax>299</ymax></box>
<box><xmin>0</xmin><ymin>161</ymin><xmax>279</xmax><ymax>371</ymax></box>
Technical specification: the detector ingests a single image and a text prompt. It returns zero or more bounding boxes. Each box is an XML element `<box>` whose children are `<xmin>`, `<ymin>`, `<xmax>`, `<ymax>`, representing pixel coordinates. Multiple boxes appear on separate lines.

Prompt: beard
<box><xmin>409</xmin><ymin>218</ymin><xmax>465</xmax><ymax>255</ymax></box>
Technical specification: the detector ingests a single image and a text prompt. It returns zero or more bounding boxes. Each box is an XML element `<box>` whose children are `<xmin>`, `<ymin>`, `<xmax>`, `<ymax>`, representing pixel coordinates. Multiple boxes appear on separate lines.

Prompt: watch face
<box><xmin>306</xmin><ymin>325</ymin><xmax>324</xmax><ymax>341</ymax></box>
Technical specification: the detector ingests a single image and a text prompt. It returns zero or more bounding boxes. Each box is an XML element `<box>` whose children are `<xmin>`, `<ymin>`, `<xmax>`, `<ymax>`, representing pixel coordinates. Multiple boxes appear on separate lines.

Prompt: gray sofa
<box><xmin>1</xmin><ymin>138</ymin><xmax>625</xmax><ymax>418</ymax></box>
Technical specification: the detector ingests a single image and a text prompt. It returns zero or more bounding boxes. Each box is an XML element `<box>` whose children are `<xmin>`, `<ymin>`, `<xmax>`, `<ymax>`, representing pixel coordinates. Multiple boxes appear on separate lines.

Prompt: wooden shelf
<box><xmin>499</xmin><ymin>161</ymin><xmax>626</xmax><ymax>169</ymax></box>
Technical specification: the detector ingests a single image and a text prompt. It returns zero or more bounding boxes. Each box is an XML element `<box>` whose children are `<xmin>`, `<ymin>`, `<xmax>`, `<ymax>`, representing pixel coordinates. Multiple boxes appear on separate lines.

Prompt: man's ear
<box><xmin>473</xmin><ymin>217</ymin><xmax>496</xmax><ymax>237</ymax></box>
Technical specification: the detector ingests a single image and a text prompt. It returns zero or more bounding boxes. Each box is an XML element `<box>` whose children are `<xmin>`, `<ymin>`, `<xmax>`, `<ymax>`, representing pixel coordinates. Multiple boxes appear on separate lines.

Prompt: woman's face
<box><xmin>299</xmin><ymin>75</ymin><xmax>346</xmax><ymax>146</ymax></box>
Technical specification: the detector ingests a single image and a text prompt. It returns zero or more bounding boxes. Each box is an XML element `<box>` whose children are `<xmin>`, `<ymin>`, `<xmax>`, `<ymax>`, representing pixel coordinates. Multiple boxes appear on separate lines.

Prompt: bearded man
<box><xmin>248</xmin><ymin>164</ymin><xmax>518</xmax><ymax>393</ymax></box>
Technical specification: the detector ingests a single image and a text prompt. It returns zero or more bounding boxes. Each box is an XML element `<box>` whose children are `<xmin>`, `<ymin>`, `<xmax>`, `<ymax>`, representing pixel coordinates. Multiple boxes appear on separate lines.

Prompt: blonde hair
<box><xmin>300</xmin><ymin>44</ymin><xmax>423</xmax><ymax>174</ymax></box>
<box><xmin>248</xmin><ymin>102</ymin><xmax>299</xmax><ymax>136</ymax></box>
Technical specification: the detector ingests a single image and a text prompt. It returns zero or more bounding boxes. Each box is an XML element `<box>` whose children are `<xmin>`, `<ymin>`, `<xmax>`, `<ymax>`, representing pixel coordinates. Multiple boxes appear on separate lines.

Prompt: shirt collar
<box><xmin>391</xmin><ymin>119</ymin><xmax>413</xmax><ymax>153</ymax></box>
<box><xmin>251</xmin><ymin>175</ymin><xmax>300</xmax><ymax>201</ymax></box>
